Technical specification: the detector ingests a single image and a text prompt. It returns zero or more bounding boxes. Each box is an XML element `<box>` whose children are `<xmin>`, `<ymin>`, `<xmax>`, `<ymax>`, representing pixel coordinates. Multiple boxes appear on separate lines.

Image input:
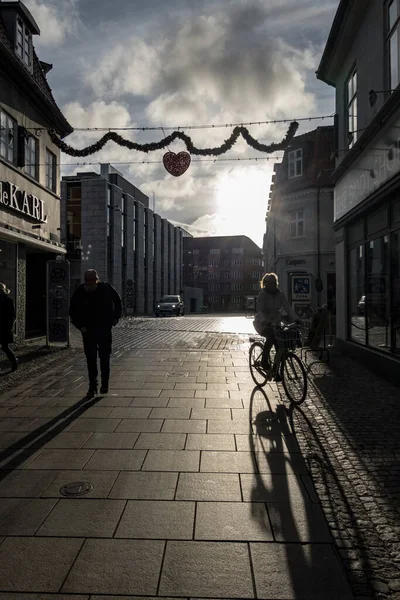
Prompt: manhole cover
<box><xmin>166</xmin><ymin>372</ymin><xmax>189</xmax><ymax>377</ymax></box>
<box><xmin>60</xmin><ymin>481</ymin><xmax>93</xmax><ymax>497</ymax></box>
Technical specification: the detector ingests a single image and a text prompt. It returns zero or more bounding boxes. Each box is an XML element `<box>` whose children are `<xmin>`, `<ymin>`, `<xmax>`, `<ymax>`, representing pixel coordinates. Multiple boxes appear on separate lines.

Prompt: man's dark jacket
<box><xmin>69</xmin><ymin>282</ymin><xmax>122</xmax><ymax>331</ymax></box>
<box><xmin>0</xmin><ymin>294</ymin><xmax>15</xmax><ymax>343</ymax></box>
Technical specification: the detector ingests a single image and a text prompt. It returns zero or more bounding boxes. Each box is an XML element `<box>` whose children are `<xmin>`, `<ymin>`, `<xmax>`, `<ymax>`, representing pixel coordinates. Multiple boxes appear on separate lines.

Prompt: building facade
<box><xmin>0</xmin><ymin>1</ymin><xmax>72</xmax><ymax>339</ymax></box>
<box><xmin>317</xmin><ymin>0</ymin><xmax>400</xmax><ymax>383</ymax></box>
<box><xmin>61</xmin><ymin>164</ymin><xmax>183</xmax><ymax>315</ymax></box>
<box><xmin>183</xmin><ymin>235</ymin><xmax>264</xmax><ymax>312</ymax></box>
<box><xmin>264</xmin><ymin>127</ymin><xmax>336</xmax><ymax>314</ymax></box>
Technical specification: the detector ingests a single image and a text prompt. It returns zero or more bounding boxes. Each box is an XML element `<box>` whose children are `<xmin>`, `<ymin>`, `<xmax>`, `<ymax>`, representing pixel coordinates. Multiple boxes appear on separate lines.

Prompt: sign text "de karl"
<box><xmin>0</xmin><ymin>181</ymin><xmax>47</xmax><ymax>223</ymax></box>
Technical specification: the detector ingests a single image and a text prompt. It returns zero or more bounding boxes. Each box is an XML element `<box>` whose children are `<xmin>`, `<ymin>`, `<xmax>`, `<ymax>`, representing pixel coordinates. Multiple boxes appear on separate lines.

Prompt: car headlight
<box><xmin>172</xmin><ymin>304</ymin><xmax>176</xmax><ymax>308</ymax></box>
<box><xmin>157</xmin><ymin>305</ymin><xmax>160</xmax><ymax>308</ymax></box>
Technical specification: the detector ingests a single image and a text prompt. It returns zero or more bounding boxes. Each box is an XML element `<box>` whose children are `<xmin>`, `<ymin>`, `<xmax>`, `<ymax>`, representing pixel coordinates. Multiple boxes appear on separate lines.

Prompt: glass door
<box><xmin>392</xmin><ymin>230</ymin><xmax>400</xmax><ymax>353</ymax></box>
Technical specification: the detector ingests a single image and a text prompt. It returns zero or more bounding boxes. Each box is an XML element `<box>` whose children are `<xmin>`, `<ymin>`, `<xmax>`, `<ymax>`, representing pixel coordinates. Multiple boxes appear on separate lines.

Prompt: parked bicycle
<box><xmin>249</xmin><ymin>322</ymin><xmax>308</xmax><ymax>405</ymax></box>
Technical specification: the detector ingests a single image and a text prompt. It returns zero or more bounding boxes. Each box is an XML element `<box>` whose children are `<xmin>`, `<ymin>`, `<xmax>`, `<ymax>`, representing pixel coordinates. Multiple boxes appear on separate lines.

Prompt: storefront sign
<box><xmin>292</xmin><ymin>275</ymin><xmax>311</xmax><ymax>301</ymax></box>
<box><xmin>0</xmin><ymin>181</ymin><xmax>47</xmax><ymax>223</ymax></box>
<box><xmin>286</xmin><ymin>259</ymin><xmax>306</xmax><ymax>266</ymax></box>
<box><xmin>335</xmin><ymin>119</ymin><xmax>400</xmax><ymax>221</ymax></box>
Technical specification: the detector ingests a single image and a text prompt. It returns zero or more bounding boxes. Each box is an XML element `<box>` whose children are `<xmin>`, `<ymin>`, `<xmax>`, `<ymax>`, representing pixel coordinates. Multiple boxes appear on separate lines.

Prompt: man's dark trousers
<box><xmin>82</xmin><ymin>327</ymin><xmax>112</xmax><ymax>388</ymax></box>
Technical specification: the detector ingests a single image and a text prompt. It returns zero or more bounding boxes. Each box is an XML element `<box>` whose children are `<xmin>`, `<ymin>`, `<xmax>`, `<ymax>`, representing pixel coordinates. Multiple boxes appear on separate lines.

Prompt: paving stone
<box><xmin>194</xmin><ymin>390</ymin><xmax>229</xmax><ymax>399</ymax></box>
<box><xmin>207</xmin><ymin>420</ymin><xmax>252</xmax><ymax>434</ymax></box>
<box><xmin>134</xmin><ymin>433</ymin><xmax>186</xmax><ymax>450</ymax></box>
<box><xmin>115</xmin><ymin>500</ymin><xmax>195</xmax><ymax>539</ymax></box>
<box><xmin>0</xmin><ymin>498</ymin><xmax>57</xmax><ymax>535</ymax></box>
<box><xmin>105</xmin><ymin>411</ymin><xmax>161</xmax><ymax>429</ymax></box>
<box><xmin>205</xmin><ymin>398</ymin><xmax>243</xmax><ymax>409</ymax></box>
<box><xmin>83</xmin><ymin>449</ymin><xmax>147</xmax><ymax>470</ymax></box>
<box><xmin>141</xmin><ymin>382</ymin><xmax>176</xmax><ymax>390</ymax></box>
<box><xmin>41</xmin><ymin>470</ymin><xmax>119</xmax><ymax>499</ymax></box>
<box><xmin>128</xmin><ymin>397</ymin><xmax>169</xmax><ymax>407</ymax></box>
<box><xmin>267</xmin><ymin>501</ymin><xmax>332</xmax><ymax>542</ymax></box>
<box><xmin>201</xmin><ymin>450</ymin><xmax>257</xmax><ymax>473</ymax></box>
<box><xmin>159</xmin><ymin>540</ymin><xmax>254</xmax><ymax>598</ymax></box>
<box><xmin>142</xmin><ymin>450</ymin><xmax>200</xmax><ymax>472</ymax></box>
<box><xmin>107</xmin><ymin>407</ymin><xmax>152</xmax><ymax>419</ymax></box>
<box><xmin>186</xmin><ymin>434</ymin><xmax>235</xmax><ymax>451</ymax></box>
<box><xmin>0</xmin><ymin>537</ymin><xmax>83</xmax><ymax>592</ymax></box>
<box><xmin>255</xmin><ymin>451</ymin><xmax>309</xmax><ymax>474</ymax></box>
<box><xmin>174</xmin><ymin>382</ymin><xmax>206</xmax><ymax>390</ymax></box>
<box><xmin>0</xmin><ymin>594</ymin><xmax>89</xmax><ymax>599</ymax></box>
<box><xmin>43</xmin><ymin>432</ymin><xmax>93</xmax><ymax>449</ymax></box>
<box><xmin>25</xmin><ymin>449</ymin><xmax>94</xmax><ymax>470</ymax></box>
<box><xmin>109</xmin><ymin>471</ymin><xmax>178</xmax><ymax>499</ymax></box>
<box><xmin>191</xmin><ymin>408</ymin><xmax>231</xmax><ymax>420</ymax></box>
<box><xmin>63</xmin><ymin>538</ymin><xmax>164</xmax><ymax>595</ymax></box>
<box><xmin>37</xmin><ymin>499</ymin><xmax>126</xmax><ymax>537</ymax></box>
<box><xmin>167</xmin><ymin>397</ymin><xmax>205</xmax><ymax>408</ymax></box>
<box><xmin>240</xmin><ymin>473</ymin><xmax>313</xmax><ymax>503</ymax></box>
<box><xmin>235</xmin><ymin>435</ymin><xmax>290</xmax><ymax>453</ymax></box>
<box><xmin>68</xmin><ymin>419</ymin><xmax>121</xmax><ymax>432</ymax></box>
<box><xmin>149</xmin><ymin>407</ymin><xmax>191</xmax><ymax>420</ymax></box>
<box><xmin>176</xmin><ymin>473</ymin><xmax>241</xmax><ymax>501</ymax></box>
<box><xmin>250</xmin><ymin>542</ymin><xmax>353</xmax><ymax>599</ymax></box>
<box><xmin>206</xmin><ymin>383</ymin><xmax>240</xmax><ymax>391</ymax></box>
<box><xmin>195</xmin><ymin>501</ymin><xmax>273</xmax><ymax>541</ymax></box>
<box><xmin>161</xmin><ymin>419</ymin><xmax>206</xmax><ymax>434</ymax></box>
<box><xmin>76</xmin><ymin>406</ymin><xmax>114</xmax><ymax>418</ymax></box>
<box><xmin>0</xmin><ymin>470</ymin><xmax>59</xmax><ymax>497</ymax></box>
<box><xmin>82</xmin><ymin>432</ymin><xmax>139</xmax><ymax>449</ymax></box>
<box><xmin>160</xmin><ymin>390</ymin><xmax>195</xmax><ymax>398</ymax></box>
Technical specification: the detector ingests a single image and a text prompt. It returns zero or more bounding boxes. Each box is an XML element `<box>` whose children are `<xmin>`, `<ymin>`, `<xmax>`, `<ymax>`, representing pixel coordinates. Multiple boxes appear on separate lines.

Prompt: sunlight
<box><xmin>215</xmin><ymin>165</ymin><xmax>275</xmax><ymax>247</ymax></box>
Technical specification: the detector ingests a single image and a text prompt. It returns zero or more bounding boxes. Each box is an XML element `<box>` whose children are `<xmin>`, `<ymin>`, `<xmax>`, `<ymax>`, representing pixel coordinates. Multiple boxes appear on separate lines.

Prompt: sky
<box><xmin>25</xmin><ymin>0</ymin><xmax>338</xmax><ymax>247</ymax></box>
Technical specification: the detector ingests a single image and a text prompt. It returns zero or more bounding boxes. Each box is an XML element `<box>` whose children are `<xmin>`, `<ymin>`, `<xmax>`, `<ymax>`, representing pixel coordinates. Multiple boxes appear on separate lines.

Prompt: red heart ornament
<box><xmin>163</xmin><ymin>151</ymin><xmax>191</xmax><ymax>177</ymax></box>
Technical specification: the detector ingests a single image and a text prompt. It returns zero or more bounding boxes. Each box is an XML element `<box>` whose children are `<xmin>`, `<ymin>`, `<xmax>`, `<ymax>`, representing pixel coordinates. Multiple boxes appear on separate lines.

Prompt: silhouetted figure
<box><xmin>0</xmin><ymin>283</ymin><xmax>18</xmax><ymax>372</ymax></box>
<box><xmin>69</xmin><ymin>269</ymin><xmax>122</xmax><ymax>398</ymax></box>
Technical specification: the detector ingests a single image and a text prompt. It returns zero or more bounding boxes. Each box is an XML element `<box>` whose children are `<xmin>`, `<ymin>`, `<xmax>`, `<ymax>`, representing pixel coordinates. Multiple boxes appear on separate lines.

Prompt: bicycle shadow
<box><xmin>248</xmin><ymin>385</ymin><xmax>352</xmax><ymax>599</ymax></box>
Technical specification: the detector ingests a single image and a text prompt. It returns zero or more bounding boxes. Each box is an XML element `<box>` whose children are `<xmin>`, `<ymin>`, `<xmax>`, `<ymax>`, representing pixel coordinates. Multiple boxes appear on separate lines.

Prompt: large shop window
<box><xmin>366</xmin><ymin>236</ymin><xmax>390</xmax><ymax>351</ymax></box>
<box><xmin>393</xmin><ymin>231</ymin><xmax>400</xmax><ymax>352</ymax></box>
<box><xmin>349</xmin><ymin>245</ymin><xmax>366</xmax><ymax>345</ymax></box>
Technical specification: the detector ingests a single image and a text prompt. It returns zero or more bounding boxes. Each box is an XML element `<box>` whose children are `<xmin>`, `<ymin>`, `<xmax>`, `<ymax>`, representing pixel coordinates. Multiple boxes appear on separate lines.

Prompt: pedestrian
<box><xmin>253</xmin><ymin>272</ymin><xmax>299</xmax><ymax>380</ymax></box>
<box><xmin>0</xmin><ymin>283</ymin><xmax>18</xmax><ymax>372</ymax></box>
<box><xmin>69</xmin><ymin>269</ymin><xmax>122</xmax><ymax>398</ymax></box>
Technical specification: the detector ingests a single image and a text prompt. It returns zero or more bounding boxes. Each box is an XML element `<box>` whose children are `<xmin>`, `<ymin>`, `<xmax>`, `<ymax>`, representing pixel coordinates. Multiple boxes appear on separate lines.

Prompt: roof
<box><xmin>0</xmin><ymin>1</ymin><xmax>40</xmax><ymax>34</ymax></box>
<box><xmin>0</xmin><ymin>5</ymin><xmax>73</xmax><ymax>137</ymax></box>
<box><xmin>316</xmin><ymin>0</ymin><xmax>351</xmax><ymax>85</ymax></box>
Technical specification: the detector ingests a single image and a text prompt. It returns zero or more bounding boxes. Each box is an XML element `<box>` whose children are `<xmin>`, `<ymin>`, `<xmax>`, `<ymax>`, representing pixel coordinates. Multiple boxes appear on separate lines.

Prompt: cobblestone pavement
<box><xmin>0</xmin><ymin>315</ymin><xmax>353</xmax><ymax>599</ymax></box>
<box><xmin>285</xmin><ymin>351</ymin><xmax>400</xmax><ymax>600</ymax></box>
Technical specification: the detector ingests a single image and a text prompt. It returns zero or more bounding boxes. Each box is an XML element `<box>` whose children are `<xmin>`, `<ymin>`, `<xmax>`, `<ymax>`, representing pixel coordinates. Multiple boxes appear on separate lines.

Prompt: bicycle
<box><xmin>248</xmin><ymin>322</ymin><xmax>308</xmax><ymax>405</ymax></box>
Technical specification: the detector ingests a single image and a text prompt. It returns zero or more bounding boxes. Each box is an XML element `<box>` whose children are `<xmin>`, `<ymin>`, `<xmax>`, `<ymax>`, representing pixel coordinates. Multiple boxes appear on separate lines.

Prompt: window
<box><xmin>16</xmin><ymin>19</ymin><xmax>32</xmax><ymax>68</ymax></box>
<box><xmin>232</xmin><ymin>259</ymin><xmax>242</xmax><ymax>266</ymax></box>
<box><xmin>208</xmin><ymin>260</ymin><xmax>219</xmax><ymax>267</ymax></box>
<box><xmin>221</xmin><ymin>271</ymin><xmax>230</xmax><ymax>280</ymax></box>
<box><xmin>193</xmin><ymin>249</ymin><xmax>199</xmax><ymax>255</ymax></box>
<box><xmin>346</xmin><ymin>68</ymin><xmax>357</xmax><ymax>148</ymax></box>
<box><xmin>209</xmin><ymin>248</ymin><xmax>220</xmax><ymax>254</ymax></box>
<box><xmin>223</xmin><ymin>259</ymin><xmax>230</xmax><ymax>267</ymax></box>
<box><xmin>232</xmin><ymin>296</ymin><xmax>242</xmax><ymax>304</ymax></box>
<box><xmin>232</xmin><ymin>247</ymin><xmax>243</xmax><ymax>254</ymax></box>
<box><xmin>288</xmin><ymin>148</ymin><xmax>303</xmax><ymax>178</ymax></box>
<box><xmin>251</xmin><ymin>271</ymin><xmax>261</xmax><ymax>279</ymax></box>
<box><xmin>349</xmin><ymin>244</ymin><xmax>366</xmax><ymax>345</ymax></box>
<box><xmin>250</xmin><ymin>258</ymin><xmax>263</xmax><ymax>266</ymax></box>
<box><xmin>290</xmin><ymin>210</ymin><xmax>305</xmax><ymax>238</ymax></box>
<box><xmin>209</xmin><ymin>283</ymin><xmax>219</xmax><ymax>291</ymax></box>
<box><xmin>388</xmin><ymin>1</ymin><xmax>400</xmax><ymax>90</ymax></box>
<box><xmin>45</xmin><ymin>149</ymin><xmax>56</xmax><ymax>192</ymax></box>
<box><xmin>0</xmin><ymin>110</ymin><xmax>15</xmax><ymax>163</ymax></box>
<box><xmin>24</xmin><ymin>134</ymin><xmax>38</xmax><ymax>179</ymax></box>
<box><xmin>231</xmin><ymin>283</ymin><xmax>242</xmax><ymax>291</ymax></box>
<box><xmin>231</xmin><ymin>271</ymin><xmax>242</xmax><ymax>279</ymax></box>
<box><xmin>221</xmin><ymin>283</ymin><xmax>230</xmax><ymax>291</ymax></box>
<box><xmin>208</xmin><ymin>271</ymin><xmax>220</xmax><ymax>280</ymax></box>
<box><xmin>366</xmin><ymin>236</ymin><xmax>390</xmax><ymax>352</ymax></box>
<box><xmin>252</xmin><ymin>283</ymin><xmax>260</xmax><ymax>291</ymax></box>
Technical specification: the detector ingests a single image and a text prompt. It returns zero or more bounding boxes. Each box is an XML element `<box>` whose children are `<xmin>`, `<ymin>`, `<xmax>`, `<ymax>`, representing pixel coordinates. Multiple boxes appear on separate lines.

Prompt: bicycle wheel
<box><xmin>249</xmin><ymin>342</ymin><xmax>268</xmax><ymax>387</ymax></box>
<box><xmin>280</xmin><ymin>352</ymin><xmax>307</xmax><ymax>405</ymax></box>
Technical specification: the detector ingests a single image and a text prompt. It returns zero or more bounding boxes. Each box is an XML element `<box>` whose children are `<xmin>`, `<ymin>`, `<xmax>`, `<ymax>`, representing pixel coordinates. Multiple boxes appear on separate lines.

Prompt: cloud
<box><xmin>24</xmin><ymin>0</ymin><xmax>80</xmax><ymax>46</ymax></box>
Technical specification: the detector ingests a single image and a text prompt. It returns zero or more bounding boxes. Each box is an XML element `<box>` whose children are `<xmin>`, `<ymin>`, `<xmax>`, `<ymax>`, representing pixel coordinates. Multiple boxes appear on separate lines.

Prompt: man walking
<box><xmin>69</xmin><ymin>269</ymin><xmax>122</xmax><ymax>398</ymax></box>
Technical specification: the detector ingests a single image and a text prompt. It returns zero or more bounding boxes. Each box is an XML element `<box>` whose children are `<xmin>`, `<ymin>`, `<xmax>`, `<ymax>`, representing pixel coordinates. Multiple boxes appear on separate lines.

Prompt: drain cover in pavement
<box><xmin>166</xmin><ymin>371</ymin><xmax>189</xmax><ymax>377</ymax></box>
<box><xmin>60</xmin><ymin>481</ymin><xmax>93</xmax><ymax>497</ymax></box>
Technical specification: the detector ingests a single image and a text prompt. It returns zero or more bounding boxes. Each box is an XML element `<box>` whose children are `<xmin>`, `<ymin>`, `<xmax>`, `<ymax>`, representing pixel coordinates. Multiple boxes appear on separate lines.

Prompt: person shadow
<box><xmin>248</xmin><ymin>385</ymin><xmax>352</xmax><ymax>599</ymax></box>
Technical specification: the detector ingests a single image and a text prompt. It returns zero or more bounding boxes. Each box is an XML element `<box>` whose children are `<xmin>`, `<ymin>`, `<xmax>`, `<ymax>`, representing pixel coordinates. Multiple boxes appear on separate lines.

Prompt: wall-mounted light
<box><xmin>369</xmin><ymin>89</ymin><xmax>397</xmax><ymax>107</ymax></box>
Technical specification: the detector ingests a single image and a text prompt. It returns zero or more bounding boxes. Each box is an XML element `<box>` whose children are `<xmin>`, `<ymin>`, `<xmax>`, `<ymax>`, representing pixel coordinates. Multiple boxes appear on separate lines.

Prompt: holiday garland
<box><xmin>48</xmin><ymin>121</ymin><xmax>299</xmax><ymax>158</ymax></box>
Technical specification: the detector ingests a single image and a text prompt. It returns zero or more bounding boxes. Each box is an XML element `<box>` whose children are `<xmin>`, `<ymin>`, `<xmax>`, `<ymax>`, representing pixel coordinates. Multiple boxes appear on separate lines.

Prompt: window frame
<box><xmin>45</xmin><ymin>148</ymin><xmax>57</xmax><ymax>192</ymax></box>
<box><xmin>290</xmin><ymin>210</ymin><xmax>305</xmax><ymax>238</ymax></box>
<box><xmin>288</xmin><ymin>148</ymin><xmax>303</xmax><ymax>179</ymax></box>
<box><xmin>0</xmin><ymin>109</ymin><xmax>16</xmax><ymax>164</ymax></box>
<box><xmin>15</xmin><ymin>18</ymin><xmax>32</xmax><ymax>68</ymax></box>
<box><xmin>346</xmin><ymin>67</ymin><xmax>358</xmax><ymax>148</ymax></box>
<box><xmin>24</xmin><ymin>133</ymin><xmax>38</xmax><ymax>180</ymax></box>
<box><xmin>387</xmin><ymin>0</ymin><xmax>400</xmax><ymax>91</ymax></box>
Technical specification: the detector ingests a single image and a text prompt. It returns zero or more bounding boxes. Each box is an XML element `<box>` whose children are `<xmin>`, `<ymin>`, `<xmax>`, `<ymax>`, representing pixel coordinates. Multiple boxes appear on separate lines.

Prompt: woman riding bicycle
<box><xmin>253</xmin><ymin>273</ymin><xmax>299</xmax><ymax>378</ymax></box>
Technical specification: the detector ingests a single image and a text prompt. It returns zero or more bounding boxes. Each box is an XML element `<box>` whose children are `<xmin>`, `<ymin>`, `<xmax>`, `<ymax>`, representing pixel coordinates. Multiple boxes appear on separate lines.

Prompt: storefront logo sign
<box><xmin>286</xmin><ymin>259</ymin><xmax>306</xmax><ymax>266</ymax></box>
<box><xmin>292</xmin><ymin>275</ymin><xmax>311</xmax><ymax>301</ymax></box>
<box><xmin>0</xmin><ymin>181</ymin><xmax>47</xmax><ymax>223</ymax></box>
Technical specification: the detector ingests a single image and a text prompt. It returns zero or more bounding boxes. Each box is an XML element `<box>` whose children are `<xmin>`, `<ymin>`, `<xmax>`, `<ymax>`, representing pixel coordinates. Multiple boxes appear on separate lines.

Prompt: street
<box><xmin>0</xmin><ymin>315</ymin><xmax>398</xmax><ymax>599</ymax></box>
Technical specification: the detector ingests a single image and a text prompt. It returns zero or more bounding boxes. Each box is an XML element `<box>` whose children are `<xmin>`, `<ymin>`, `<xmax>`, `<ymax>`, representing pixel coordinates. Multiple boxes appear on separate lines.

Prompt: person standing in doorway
<box><xmin>69</xmin><ymin>269</ymin><xmax>122</xmax><ymax>398</ymax></box>
<box><xmin>0</xmin><ymin>283</ymin><xmax>18</xmax><ymax>371</ymax></box>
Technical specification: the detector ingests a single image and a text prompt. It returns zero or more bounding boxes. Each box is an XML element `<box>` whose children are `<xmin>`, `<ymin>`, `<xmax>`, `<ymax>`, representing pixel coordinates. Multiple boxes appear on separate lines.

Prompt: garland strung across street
<box><xmin>48</xmin><ymin>121</ymin><xmax>299</xmax><ymax>177</ymax></box>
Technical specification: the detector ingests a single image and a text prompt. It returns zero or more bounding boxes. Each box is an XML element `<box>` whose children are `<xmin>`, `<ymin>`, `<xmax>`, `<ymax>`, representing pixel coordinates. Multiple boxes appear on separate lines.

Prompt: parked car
<box><xmin>156</xmin><ymin>295</ymin><xmax>185</xmax><ymax>317</ymax></box>
<box><xmin>357</xmin><ymin>295</ymin><xmax>366</xmax><ymax>315</ymax></box>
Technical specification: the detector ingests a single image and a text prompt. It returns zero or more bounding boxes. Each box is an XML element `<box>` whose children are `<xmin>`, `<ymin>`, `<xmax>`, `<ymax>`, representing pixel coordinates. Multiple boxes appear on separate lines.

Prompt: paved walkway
<box><xmin>0</xmin><ymin>339</ymin><xmax>353</xmax><ymax>598</ymax></box>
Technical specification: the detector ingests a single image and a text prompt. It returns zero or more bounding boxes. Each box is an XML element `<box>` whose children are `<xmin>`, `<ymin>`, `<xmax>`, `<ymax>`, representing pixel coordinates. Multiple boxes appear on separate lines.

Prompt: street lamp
<box><xmin>369</xmin><ymin>89</ymin><xmax>397</xmax><ymax>107</ymax></box>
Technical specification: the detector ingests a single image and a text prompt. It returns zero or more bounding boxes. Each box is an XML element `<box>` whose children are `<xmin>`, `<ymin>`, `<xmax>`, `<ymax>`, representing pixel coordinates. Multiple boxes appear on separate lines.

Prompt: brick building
<box><xmin>61</xmin><ymin>164</ymin><xmax>183</xmax><ymax>315</ymax></box>
<box><xmin>183</xmin><ymin>235</ymin><xmax>264</xmax><ymax>312</ymax></box>
<box><xmin>264</xmin><ymin>126</ymin><xmax>336</xmax><ymax>313</ymax></box>
<box><xmin>0</xmin><ymin>0</ymin><xmax>72</xmax><ymax>339</ymax></box>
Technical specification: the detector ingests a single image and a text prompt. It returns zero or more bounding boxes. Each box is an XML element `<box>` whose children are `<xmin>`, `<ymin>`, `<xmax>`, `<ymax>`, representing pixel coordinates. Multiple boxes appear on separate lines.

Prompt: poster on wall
<box><xmin>291</xmin><ymin>275</ymin><xmax>311</xmax><ymax>301</ymax></box>
<box><xmin>47</xmin><ymin>259</ymin><xmax>70</xmax><ymax>344</ymax></box>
